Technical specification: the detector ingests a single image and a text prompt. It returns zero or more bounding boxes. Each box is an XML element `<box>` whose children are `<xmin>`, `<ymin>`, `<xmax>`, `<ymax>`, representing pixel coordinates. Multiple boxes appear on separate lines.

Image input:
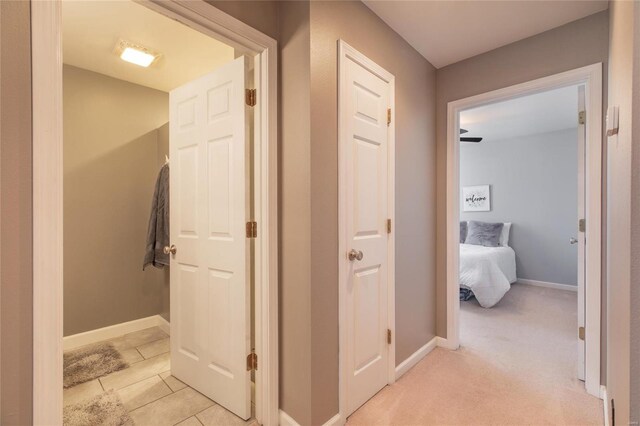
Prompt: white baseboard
<box><xmin>322</xmin><ymin>413</ymin><xmax>343</xmax><ymax>426</ymax></box>
<box><xmin>63</xmin><ymin>315</ymin><xmax>169</xmax><ymax>350</ymax></box>
<box><xmin>601</xmin><ymin>385</ymin><xmax>610</xmax><ymax>426</ymax></box>
<box><xmin>436</xmin><ymin>336</ymin><xmax>458</xmax><ymax>350</ymax></box>
<box><xmin>157</xmin><ymin>315</ymin><xmax>171</xmax><ymax>335</ymax></box>
<box><xmin>279</xmin><ymin>410</ymin><xmax>342</xmax><ymax>426</ymax></box>
<box><xmin>279</xmin><ymin>410</ymin><xmax>301</xmax><ymax>426</ymax></box>
<box><xmin>395</xmin><ymin>336</ymin><xmax>438</xmax><ymax>379</ymax></box>
<box><xmin>517</xmin><ymin>278</ymin><xmax>578</xmax><ymax>292</ymax></box>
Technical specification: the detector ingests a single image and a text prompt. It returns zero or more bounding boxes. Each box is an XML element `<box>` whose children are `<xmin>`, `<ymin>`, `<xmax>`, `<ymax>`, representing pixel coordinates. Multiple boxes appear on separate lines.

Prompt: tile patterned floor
<box><xmin>64</xmin><ymin>327</ymin><xmax>257</xmax><ymax>426</ymax></box>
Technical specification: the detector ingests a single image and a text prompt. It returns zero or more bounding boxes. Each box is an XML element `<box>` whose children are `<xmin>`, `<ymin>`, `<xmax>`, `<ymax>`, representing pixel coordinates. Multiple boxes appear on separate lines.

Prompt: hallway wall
<box><xmin>0</xmin><ymin>1</ymin><xmax>33</xmax><ymax>423</ymax></box>
<box><xmin>223</xmin><ymin>2</ymin><xmax>437</xmax><ymax>424</ymax></box>
<box><xmin>606</xmin><ymin>1</ymin><xmax>640</xmax><ymax>423</ymax></box>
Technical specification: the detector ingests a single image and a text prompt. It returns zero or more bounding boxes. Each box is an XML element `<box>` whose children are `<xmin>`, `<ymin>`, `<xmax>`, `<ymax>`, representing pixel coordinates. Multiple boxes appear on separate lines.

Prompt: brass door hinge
<box><xmin>387</xmin><ymin>108</ymin><xmax>391</xmax><ymax>127</ymax></box>
<box><xmin>579</xmin><ymin>110</ymin><xmax>586</xmax><ymax>125</ymax></box>
<box><xmin>578</xmin><ymin>326</ymin><xmax>585</xmax><ymax>341</ymax></box>
<box><xmin>387</xmin><ymin>219</ymin><xmax>392</xmax><ymax>234</ymax></box>
<box><xmin>579</xmin><ymin>219</ymin><xmax>586</xmax><ymax>233</ymax></box>
<box><xmin>245</xmin><ymin>89</ymin><xmax>257</xmax><ymax>107</ymax></box>
<box><xmin>246</xmin><ymin>221</ymin><xmax>257</xmax><ymax>238</ymax></box>
<box><xmin>387</xmin><ymin>329</ymin><xmax>392</xmax><ymax>344</ymax></box>
<box><xmin>246</xmin><ymin>351</ymin><xmax>258</xmax><ymax>371</ymax></box>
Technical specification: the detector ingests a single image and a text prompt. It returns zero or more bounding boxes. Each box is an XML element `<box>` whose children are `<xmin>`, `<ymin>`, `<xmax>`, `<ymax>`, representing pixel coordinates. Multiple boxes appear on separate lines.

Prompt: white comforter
<box><xmin>459</xmin><ymin>243</ymin><xmax>517</xmax><ymax>308</ymax></box>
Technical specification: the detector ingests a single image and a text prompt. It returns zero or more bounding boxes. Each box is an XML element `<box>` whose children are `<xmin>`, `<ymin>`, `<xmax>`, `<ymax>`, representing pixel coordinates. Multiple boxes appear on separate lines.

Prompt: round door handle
<box><xmin>164</xmin><ymin>245</ymin><xmax>177</xmax><ymax>255</ymax></box>
<box><xmin>569</xmin><ymin>238</ymin><xmax>578</xmax><ymax>245</ymax></box>
<box><xmin>348</xmin><ymin>249</ymin><xmax>364</xmax><ymax>261</ymax></box>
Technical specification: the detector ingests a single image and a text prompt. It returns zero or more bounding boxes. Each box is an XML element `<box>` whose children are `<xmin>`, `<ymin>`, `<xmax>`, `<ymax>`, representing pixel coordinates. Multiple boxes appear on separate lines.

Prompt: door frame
<box><xmin>31</xmin><ymin>1</ymin><xmax>279</xmax><ymax>424</ymax></box>
<box><xmin>445</xmin><ymin>63</ymin><xmax>603</xmax><ymax>397</ymax></box>
<box><xmin>338</xmin><ymin>40</ymin><xmax>396</xmax><ymax>420</ymax></box>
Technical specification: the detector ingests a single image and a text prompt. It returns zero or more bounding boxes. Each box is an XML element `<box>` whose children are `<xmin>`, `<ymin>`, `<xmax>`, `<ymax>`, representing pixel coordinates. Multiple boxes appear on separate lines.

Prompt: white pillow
<box><xmin>499</xmin><ymin>222</ymin><xmax>511</xmax><ymax>247</ymax></box>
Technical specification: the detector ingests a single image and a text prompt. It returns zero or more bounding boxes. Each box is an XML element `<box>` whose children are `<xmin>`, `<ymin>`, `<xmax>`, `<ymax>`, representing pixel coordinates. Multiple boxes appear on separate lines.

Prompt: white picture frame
<box><xmin>463</xmin><ymin>185</ymin><xmax>491</xmax><ymax>212</ymax></box>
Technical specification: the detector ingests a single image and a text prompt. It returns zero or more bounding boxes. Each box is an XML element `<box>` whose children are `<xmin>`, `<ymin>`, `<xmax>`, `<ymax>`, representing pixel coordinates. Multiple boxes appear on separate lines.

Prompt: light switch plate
<box><xmin>606</xmin><ymin>106</ymin><xmax>619</xmax><ymax>137</ymax></box>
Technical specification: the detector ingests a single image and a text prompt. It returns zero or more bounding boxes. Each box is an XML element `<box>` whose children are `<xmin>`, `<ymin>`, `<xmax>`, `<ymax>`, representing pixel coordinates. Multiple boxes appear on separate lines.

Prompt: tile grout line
<box><xmin>134</xmin><ymin>337</ymin><xmax>170</xmax><ymax>360</ymax></box>
<box><xmin>126</xmin><ymin>383</ymin><xmax>190</xmax><ymax>415</ymax></box>
<box><xmin>102</xmin><ymin>364</ymin><xmax>172</xmax><ymax>394</ymax></box>
<box><xmin>159</xmin><ymin>372</ymin><xmax>176</xmax><ymax>394</ymax></box>
<box><xmin>123</xmin><ymin>375</ymin><xmax>175</xmax><ymax>414</ymax></box>
<box><xmin>172</xmin><ymin>414</ymin><xmax>205</xmax><ymax>426</ymax></box>
<box><xmin>191</xmin><ymin>403</ymin><xmax>255</xmax><ymax>426</ymax></box>
<box><xmin>116</xmin><ymin>327</ymin><xmax>169</xmax><ymax>353</ymax></box>
<box><xmin>192</xmin><ymin>404</ymin><xmax>216</xmax><ymax>422</ymax></box>
<box><xmin>135</xmin><ymin>347</ymin><xmax>146</xmax><ymax>360</ymax></box>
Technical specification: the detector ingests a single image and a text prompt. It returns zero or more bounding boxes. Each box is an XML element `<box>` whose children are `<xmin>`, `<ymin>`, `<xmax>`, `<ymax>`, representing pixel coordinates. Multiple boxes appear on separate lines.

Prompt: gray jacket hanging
<box><xmin>143</xmin><ymin>163</ymin><xmax>170</xmax><ymax>270</ymax></box>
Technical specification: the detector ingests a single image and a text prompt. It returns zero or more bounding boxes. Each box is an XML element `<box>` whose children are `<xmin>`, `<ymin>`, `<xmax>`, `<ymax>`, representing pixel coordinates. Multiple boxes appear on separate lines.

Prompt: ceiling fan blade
<box><xmin>459</xmin><ymin>128</ymin><xmax>469</xmax><ymax>134</ymax></box>
<box><xmin>460</xmin><ymin>137</ymin><xmax>483</xmax><ymax>143</ymax></box>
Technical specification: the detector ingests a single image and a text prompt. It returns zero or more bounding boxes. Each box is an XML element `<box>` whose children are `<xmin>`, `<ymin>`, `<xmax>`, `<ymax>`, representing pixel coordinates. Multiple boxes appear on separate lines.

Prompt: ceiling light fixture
<box><xmin>115</xmin><ymin>39</ymin><xmax>161</xmax><ymax>68</ymax></box>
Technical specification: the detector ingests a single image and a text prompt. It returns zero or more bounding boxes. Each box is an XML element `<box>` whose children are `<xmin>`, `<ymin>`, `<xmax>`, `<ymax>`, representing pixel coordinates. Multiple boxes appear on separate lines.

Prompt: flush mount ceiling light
<box><xmin>114</xmin><ymin>39</ymin><xmax>161</xmax><ymax>68</ymax></box>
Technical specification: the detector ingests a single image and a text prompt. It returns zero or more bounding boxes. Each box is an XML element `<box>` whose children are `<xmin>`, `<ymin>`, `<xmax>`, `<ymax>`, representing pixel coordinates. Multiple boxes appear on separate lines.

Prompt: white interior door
<box><xmin>577</xmin><ymin>85</ymin><xmax>586</xmax><ymax>381</ymax></box>
<box><xmin>169</xmin><ymin>56</ymin><xmax>251</xmax><ymax>420</ymax></box>
<box><xmin>341</xmin><ymin>50</ymin><xmax>392</xmax><ymax>417</ymax></box>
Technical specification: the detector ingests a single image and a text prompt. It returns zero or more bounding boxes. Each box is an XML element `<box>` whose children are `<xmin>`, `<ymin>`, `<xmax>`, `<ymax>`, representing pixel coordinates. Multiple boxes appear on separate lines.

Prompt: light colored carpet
<box><xmin>63</xmin><ymin>391</ymin><xmax>133</xmax><ymax>426</ymax></box>
<box><xmin>347</xmin><ymin>284</ymin><xmax>603</xmax><ymax>425</ymax></box>
<box><xmin>64</xmin><ymin>342</ymin><xmax>128</xmax><ymax>388</ymax></box>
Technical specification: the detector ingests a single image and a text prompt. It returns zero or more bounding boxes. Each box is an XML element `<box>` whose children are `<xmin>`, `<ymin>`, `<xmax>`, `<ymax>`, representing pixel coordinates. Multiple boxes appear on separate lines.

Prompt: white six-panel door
<box><xmin>340</xmin><ymin>43</ymin><xmax>394</xmax><ymax>417</ymax></box>
<box><xmin>169</xmin><ymin>56</ymin><xmax>251</xmax><ymax>420</ymax></box>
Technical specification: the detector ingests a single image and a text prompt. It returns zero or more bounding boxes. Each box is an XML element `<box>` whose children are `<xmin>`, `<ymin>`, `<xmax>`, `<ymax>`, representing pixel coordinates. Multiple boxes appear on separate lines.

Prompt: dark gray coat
<box><xmin>143</xmin><ymin>163</ymin><xmax>170</xmax><ymax>270</ymax></box>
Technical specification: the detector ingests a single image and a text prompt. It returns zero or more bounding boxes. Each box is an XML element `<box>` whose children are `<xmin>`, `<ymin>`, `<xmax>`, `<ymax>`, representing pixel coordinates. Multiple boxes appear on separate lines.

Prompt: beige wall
<box><xmin>277</xmin><ymin>2</ymin><xmax>313</xmax><ymax>423</ymax></box>
<box><xmin>206</xmin><ymin>1</ymin><xmax>278</xmax><ymax>41</ymax></box>
<box><xmin>191</xmin><ymin>2</ymin><xmax>438</xmax><ymax>424</ymax></box>
<box><xmin>309</xmin><ymin>2</ymin><xmax>437</xmax><ymax>423</ymax></box>
<box><xmin>434</xmin><ymin>12</ymin><xmax>610</xmax><ymax>354</ymax></box>
<box><xmin>0</xmin><ymin>1</ymin><xmax>33</xmax><ymax>423</ymax></box>
<box><xmin>606</xmin><ymin>1</ymin><xmax>638</xmax><ymax>423</ymax></box>
<box><xmin>63</xmin><ymin>65</ymin><xmax>169</xmax><ymax>335</ymax></box>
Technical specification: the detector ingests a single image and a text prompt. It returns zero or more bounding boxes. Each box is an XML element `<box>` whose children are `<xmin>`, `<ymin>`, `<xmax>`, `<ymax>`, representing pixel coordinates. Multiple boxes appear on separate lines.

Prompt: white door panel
<box><xmin>343</xmin><ymin>55</ymin><xmax>391</xmax><ymax>416</ymax></box>
<box><xmin>170</xmin><ymin>56</ymin><xmax>251</xmax><ymax>420</ymax></box>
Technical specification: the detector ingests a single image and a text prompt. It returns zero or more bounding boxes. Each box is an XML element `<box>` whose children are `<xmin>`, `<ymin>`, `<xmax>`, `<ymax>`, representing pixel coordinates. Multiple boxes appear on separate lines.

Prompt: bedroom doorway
<box><xmin>445</xmin><ymin>64</ymin><xmax>603</xmax><ymax>398</ymax></box>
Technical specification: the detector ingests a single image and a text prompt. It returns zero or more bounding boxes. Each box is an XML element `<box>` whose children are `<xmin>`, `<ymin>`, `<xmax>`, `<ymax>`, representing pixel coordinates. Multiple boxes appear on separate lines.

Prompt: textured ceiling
<box><xmin>363</xmin><ymin>1</ymin><xmax>608</xmax><ymax>68</ymax></box>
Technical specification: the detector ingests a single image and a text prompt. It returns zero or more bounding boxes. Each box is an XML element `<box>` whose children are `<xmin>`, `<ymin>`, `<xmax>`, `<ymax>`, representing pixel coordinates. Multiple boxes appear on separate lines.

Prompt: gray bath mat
<box><xmin>64</xmin><ymin>391</ymin><xmax>133</xmax><ymax>426</ymax></box>
<box><xmin>64</xmin><ymin>342</ymin><xmax>128</xmax><ymax>388</ymax></box>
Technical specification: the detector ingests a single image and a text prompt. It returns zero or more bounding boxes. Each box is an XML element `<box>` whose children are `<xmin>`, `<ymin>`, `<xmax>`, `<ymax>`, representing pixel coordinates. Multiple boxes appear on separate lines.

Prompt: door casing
<box><xmin>445</xmin><ymin>63</ymin><xmax>603</xmax><ymax>398</ymax></box>
<box><xmin>338</xmin><ymin>39</ymin><xmax>396</xmax><ymax>420</ymax></box>
<box><xmin>31</xmin><ymin>1</ymin><xmax>279</xmax><ymax>424</ymax></box>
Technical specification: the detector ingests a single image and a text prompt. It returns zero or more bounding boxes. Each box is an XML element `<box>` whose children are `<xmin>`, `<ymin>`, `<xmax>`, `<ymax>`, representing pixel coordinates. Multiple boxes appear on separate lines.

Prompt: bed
<box><xmin>459</xmin><ymin>221</ymin><xmax>517</xmax><ymax>308</ymax></box>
